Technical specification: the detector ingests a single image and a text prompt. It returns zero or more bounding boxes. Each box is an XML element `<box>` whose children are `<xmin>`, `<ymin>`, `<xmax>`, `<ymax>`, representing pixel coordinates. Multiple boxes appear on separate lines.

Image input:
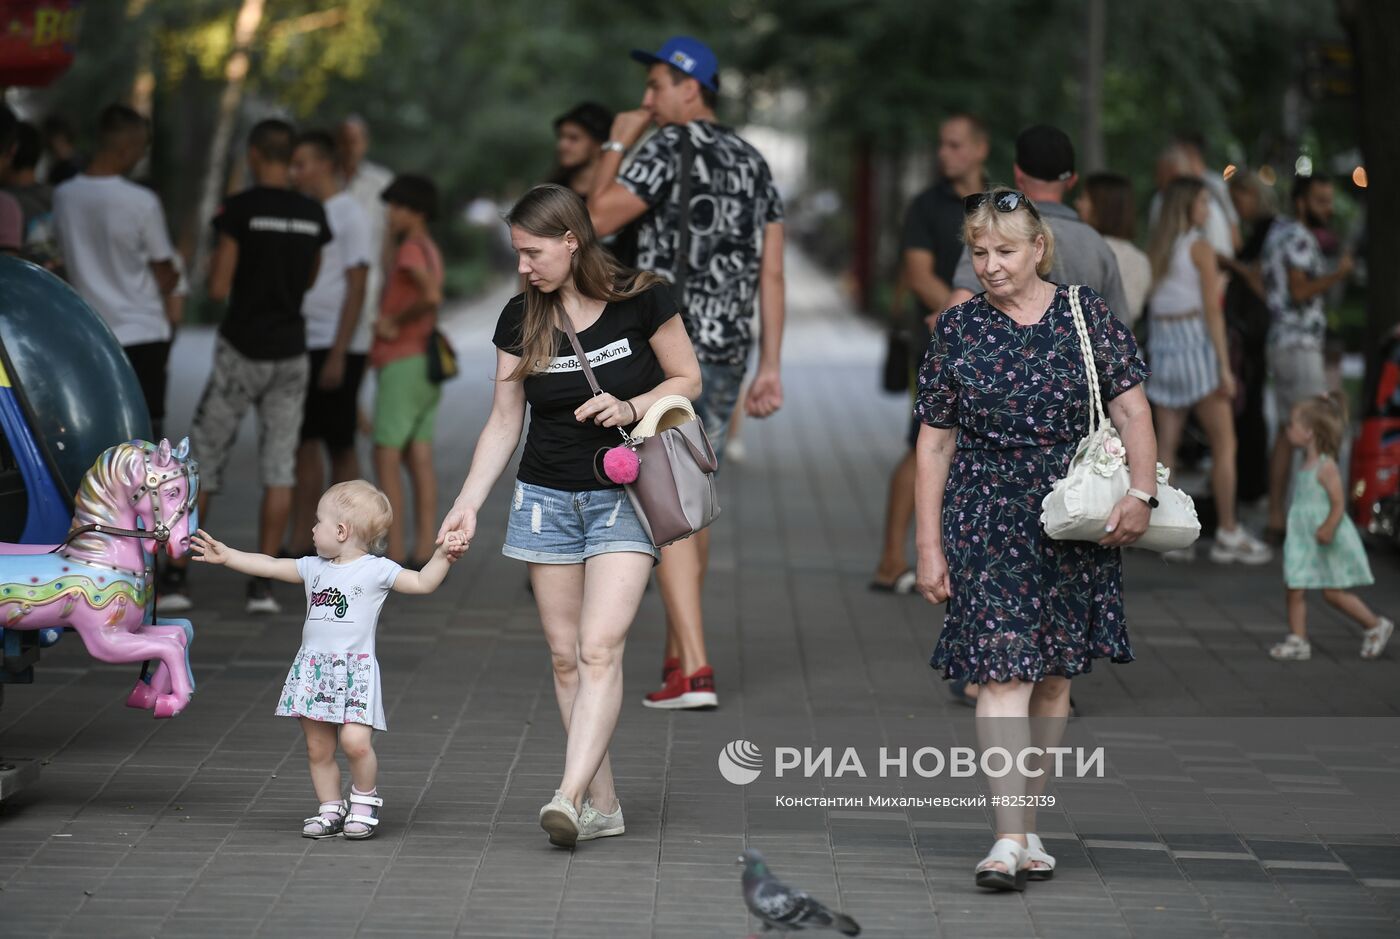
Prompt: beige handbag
<box><xmin>558</xmin><ymin>315</ymin><xmax>720</xmax><ymax>548</ymax></box>
<box><xmin>1039</xmin><ymin>287</ymin><xmax>1201</xmax><ymax>553</ymax></box>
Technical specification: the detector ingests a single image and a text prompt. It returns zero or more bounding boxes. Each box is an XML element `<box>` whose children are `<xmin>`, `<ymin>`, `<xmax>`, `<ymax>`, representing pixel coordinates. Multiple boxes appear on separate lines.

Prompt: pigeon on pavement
<box><xmin>738</xmin><ymin>849</ymin><xmax>861</xmax><ymax>936</ymax></box>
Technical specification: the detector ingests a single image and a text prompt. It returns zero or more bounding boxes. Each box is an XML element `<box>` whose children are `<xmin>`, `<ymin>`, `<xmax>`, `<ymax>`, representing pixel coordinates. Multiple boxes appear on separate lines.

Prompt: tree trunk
<box><xmin>1343</xmin><ymin>0</ymin><xmax>1400</xmax><ymax>384</ymax></box>
<box><xmin>1080</xmin><ymin>0</ymin><xmax>1106</xmax><ymax>173</ymax></box>
<box><xmin>189</xmin><ymin>0</ymin><xmax>265</xmax><ymax>289</ymax></box>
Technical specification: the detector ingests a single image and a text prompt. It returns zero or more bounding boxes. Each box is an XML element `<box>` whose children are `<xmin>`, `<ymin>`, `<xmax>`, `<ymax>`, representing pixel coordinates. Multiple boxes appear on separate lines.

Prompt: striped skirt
<box><xmin>1145</xmin><ymin>314</ymin><xmax>1219</xmax><ymax>408</ymax></box>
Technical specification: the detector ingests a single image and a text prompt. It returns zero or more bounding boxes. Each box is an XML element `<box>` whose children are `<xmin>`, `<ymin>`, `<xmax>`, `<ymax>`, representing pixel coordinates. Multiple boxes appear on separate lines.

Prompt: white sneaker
<box><xmin>1162</xmin><ymin>545</ymin><xmax>1197</xmax><ymax>564</ymax></box>
<box><xmin>1269</xmin><ymin>635</ymin><xmax>1312</xmax><ymax>661</ymax></box>
<box><xmin>725</xmin><ymin>438</ymin><xmax>747</xmax><ymax>464</ymax></box>
<box><xmin>538</xmin><ymin>790</ymin><xmax>579</xmax><ymax>847</ymax></box>
<box><xmin>245</xmin><ymin>578</ymin><xmax>281</xmax><ymax>615</ymax></box>
<box><xmin>576</xmin><ymin>799</ymin><xmax>625</xmax><ymax>841</ymax></box>
<box><xmin>1362</xmin><ymin>617</ymin><xmax>1395</xmax><ymax>660</ymax></box>
<box><xmin>1209</xmin><ymin>526</ymin><xmax>1273</xmax><ymax>565</ymax></box>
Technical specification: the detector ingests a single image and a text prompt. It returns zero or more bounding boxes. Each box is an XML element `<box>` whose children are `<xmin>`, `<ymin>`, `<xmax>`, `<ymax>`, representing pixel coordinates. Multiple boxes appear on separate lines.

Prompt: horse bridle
<box><xmin>58</xmin><ymin>451</ymin><xmax>199</xmax><ymax>548</ymax></box>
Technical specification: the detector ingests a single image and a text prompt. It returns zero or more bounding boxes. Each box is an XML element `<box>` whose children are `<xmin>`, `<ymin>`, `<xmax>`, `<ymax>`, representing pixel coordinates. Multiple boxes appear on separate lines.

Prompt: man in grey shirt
<box><xmin>946</xmin><ymin>124</ymin><xmax>1128</xmax><ymax>319</ymax></box>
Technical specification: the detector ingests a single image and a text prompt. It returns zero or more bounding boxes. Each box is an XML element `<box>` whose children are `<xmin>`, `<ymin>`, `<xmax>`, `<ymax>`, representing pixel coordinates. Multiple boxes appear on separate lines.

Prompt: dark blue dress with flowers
<box><xmin>915</xmin><ymin>285</ymin><xmax>1150</xmax><ymax>683</ymax></box>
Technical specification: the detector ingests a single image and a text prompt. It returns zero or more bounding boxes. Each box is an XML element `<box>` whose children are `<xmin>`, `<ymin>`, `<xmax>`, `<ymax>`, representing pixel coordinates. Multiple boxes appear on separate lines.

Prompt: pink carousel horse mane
<box><xmin>65</xmin><ymin>441</ymin><xmax>162</xmax><ymax>564</ymax></box>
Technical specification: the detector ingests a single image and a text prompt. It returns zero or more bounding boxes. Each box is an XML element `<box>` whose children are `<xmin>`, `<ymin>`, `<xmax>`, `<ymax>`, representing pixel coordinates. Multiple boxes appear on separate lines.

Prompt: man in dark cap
<box><xmin>947</xmin><ymin>124</ymin><xmax>1128</xmax><ymax>318</ymax></box>
<box><xmin>587</xmin><ymin>35</ymin><xmax>787</xmax><ymax>711</ymax></box>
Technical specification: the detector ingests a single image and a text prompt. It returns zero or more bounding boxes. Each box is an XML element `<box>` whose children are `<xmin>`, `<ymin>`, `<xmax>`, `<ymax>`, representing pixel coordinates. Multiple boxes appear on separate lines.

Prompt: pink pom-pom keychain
<box><xmin>603</xmin><ymin>444</ymin><xmax>640</xmax><ymax>484</ymax></box>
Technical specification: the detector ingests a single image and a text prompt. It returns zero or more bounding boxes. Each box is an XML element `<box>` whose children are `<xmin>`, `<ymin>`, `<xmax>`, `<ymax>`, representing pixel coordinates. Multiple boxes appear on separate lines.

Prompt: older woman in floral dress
<box><xmin>914</xmin><ymin>188</ymin><xmax>1158</xmax><ymax>891</ymax></box>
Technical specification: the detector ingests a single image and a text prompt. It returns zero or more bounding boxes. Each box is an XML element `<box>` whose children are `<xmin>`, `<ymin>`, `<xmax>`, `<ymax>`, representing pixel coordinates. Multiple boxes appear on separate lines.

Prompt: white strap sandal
<box><xmin>301</xmin><ymin>800</ymin><xmax>346</xmax><ymax>839</ymax></box>
<box><xmin>1026</xmin><ymin>833</ymin><xmax>1057</xmax><ymax>881</ymax></box>
<box><xmin>975</xmin><ymin>837</ymin><xmax>1030</xmax><ymax>892</ymax></box>
<box><xmin>344</xmin><ymin>791</ymin><xmax>383</xmax><ymax>840</ymax></box>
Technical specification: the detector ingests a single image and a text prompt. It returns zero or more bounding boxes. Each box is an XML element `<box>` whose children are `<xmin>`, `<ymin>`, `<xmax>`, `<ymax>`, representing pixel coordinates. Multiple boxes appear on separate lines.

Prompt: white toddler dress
<box><xmin>274</xmin><ymin>554</ymin><xmax>402</xmax><ymax>731</ymax></box>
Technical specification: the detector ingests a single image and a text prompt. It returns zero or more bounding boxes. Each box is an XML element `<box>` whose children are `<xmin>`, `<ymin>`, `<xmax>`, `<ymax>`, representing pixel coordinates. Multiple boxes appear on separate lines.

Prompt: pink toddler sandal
<box><xmin>302</xmin><ymin>800</ymin><xmax>346</xmax><ymax>839</ymax></box>
<box><xmin>343</xmin><ymin>788</ymin><xmax>382</xmax><ymax>840</ymax></box>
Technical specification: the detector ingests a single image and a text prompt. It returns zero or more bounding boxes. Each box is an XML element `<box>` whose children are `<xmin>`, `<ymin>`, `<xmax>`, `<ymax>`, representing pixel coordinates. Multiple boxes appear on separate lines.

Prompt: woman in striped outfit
<box><xmin>1146</xmin><ymin>177</ymin><xmax>1272</xmax><ymax>564</ymax></box>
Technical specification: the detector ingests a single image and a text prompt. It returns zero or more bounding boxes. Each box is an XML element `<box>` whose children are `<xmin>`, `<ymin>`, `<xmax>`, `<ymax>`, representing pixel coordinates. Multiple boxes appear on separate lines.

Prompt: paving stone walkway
<box><xmin>2</xmin><ymin>252</ymin><xmax>1399</xmax><ymax>937</ymax></box>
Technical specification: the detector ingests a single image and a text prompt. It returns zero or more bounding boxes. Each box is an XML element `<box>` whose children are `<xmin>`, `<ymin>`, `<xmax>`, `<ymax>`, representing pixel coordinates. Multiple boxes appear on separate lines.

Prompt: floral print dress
<box><xmin>916</xmin><ymin>285</ymin><xmax>1150</xmax><ymax>683</ymax></box>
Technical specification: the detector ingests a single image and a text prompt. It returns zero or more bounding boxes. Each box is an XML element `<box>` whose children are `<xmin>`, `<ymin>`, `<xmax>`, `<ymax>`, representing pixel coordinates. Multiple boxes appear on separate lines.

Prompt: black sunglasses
<box><xmin>963</xmin><ymin>190</ymin><xmax>1041</xmax><ymax>220</ymax></box>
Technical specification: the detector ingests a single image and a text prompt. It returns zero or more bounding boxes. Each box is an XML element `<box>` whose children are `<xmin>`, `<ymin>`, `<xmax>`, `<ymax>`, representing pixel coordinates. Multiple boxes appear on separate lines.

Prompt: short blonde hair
<box><xmin>962</xmin><ymin>188</ymin><xmax>1056</xmax><ymax>277</ymax></box>
<box><xmin>322</xmin><ymin>480</ymin><xmax>393</xmax><ymax>554</ymax></box>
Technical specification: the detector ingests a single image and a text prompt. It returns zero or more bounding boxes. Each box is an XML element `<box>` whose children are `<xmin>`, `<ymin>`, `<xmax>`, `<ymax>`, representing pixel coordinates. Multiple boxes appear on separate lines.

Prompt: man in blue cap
<box><xmin>590</xmin><ymin>35</ymin><xmax>787</xmax><ymax>711</ymax></box>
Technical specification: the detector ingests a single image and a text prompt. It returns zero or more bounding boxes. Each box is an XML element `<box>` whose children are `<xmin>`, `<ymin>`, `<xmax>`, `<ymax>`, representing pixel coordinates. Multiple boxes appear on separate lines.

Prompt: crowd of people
<box><xmin>878</xmin><ymin>113</ymin><xmax>1389</xmax><ymax>886</ymax></box>
<box><xmin>0</xmin><ymin>31</ymin><xmax>1391</xmax><ymax>888</ymax></box>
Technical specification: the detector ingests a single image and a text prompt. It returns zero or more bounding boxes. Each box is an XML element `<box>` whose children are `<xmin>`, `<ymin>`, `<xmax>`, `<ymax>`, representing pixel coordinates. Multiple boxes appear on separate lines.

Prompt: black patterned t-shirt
<box><xmin>618</xmin><ymin>120</ymin><xmax>783</xmax><ymax>366</ymax></box>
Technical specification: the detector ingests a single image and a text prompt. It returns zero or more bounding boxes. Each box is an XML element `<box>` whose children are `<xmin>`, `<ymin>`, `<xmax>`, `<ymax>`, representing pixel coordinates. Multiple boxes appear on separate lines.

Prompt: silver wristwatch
<box><xmin>601</xmin><ymin>140</ymin><xmax>626</xmax><ymax>154</ymax></box>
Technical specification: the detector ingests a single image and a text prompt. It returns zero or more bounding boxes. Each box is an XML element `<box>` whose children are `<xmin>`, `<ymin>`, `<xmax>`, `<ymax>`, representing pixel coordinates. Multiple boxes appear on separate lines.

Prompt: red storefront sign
<box><xmin>0</xmin><ymin>1</ymin><xmax>82</xmax><ymax>87</ymax></box>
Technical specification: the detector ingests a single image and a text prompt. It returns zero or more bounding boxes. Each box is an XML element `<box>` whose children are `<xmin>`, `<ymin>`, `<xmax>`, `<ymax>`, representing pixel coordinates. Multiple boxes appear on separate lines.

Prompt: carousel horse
<box><xmin>0</xmin><ymin>438</ymin><xmax>199</xmax><ymax>718</ymax></box>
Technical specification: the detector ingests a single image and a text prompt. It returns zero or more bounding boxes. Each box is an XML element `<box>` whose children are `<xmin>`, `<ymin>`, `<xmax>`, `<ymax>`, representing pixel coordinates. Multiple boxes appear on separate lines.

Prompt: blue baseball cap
<box><xmin>630</xmin><ymin>36</ymin><xmax>719</xmax><ymax>93</ymax></box>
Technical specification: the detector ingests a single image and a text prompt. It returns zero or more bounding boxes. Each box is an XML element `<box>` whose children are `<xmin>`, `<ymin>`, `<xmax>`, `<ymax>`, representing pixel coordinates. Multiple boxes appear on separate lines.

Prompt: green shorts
<box><xmin>373</xmin><ymin>354</ymin><xmax>441</xmax><ymax>448</ymax></box>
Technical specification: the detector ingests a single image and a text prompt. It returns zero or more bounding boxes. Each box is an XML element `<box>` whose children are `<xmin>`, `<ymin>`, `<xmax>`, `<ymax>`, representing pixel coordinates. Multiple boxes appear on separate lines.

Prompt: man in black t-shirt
<box><xmin>871</xmin><ymin>113</ymin><xmax>989</xmax><ymax>594</ymax></box>
<box><xmin>170</xmin><ymin>120</ymin><xmax>330</xmax><ymax>614</ymax></box>
<box><xmin>587</xmin><ymin>36</ymin><xmax>787</xmax><ymax>711</ymax></box>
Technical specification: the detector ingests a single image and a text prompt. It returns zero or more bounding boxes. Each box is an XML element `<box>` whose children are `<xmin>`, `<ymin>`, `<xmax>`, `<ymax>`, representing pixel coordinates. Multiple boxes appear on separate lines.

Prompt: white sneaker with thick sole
<box><xmin>1269</xmin><ymin>635</ymin><xmax>1312</xmax><ymax>660</ymax></box>
<box><xmin>539</xmin><ymin>790</ymin><xmax>580</xmax><ymax>847</ymax></box>
<box><xmin>1362</xmin><ymin>617</ymin><xmax>1395</xmax><ymax>659</ymax></box>
<box><xmin>1209</xmin><ymin>526</ymin><xmax>1273</xmax><ymax>565</ymax></box>
<box><xmin>576</xmin><ymin>799</ymin><xmax>625</xmax><ymax>841</ymax></box>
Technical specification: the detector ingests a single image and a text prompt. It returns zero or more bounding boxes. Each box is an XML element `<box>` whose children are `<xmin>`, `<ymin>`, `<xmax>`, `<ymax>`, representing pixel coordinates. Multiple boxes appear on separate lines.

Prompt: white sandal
<box><xmin>301</xmin><ymin>800</ymin><xmax>346</xmax><ymax>839</ymax></box>
<box><xmin>975</xmin><ymin>837</ymin><xmax>1030</xmax><ymax>891</ymax></box>
<box><xmin>1026</xmin><ymin>833</ymin><xmax>1057</xmax><ymax>881</ymax></box>
<box><xmin>343</xmin><ymin>791</ymin><xmax>383</xmax><ymax>840</ymax></box>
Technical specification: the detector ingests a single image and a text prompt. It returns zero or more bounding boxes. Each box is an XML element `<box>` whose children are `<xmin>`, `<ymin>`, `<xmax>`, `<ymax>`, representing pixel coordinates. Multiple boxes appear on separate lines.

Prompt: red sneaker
<box><xmin>643</xmin><ymin>665</ymin><xmax>718</xmax><ymax>710</ymax></box>
<box><xmin>661</xmin><ymin>657</ymin><xmax>680</xmax><ymax>683</ymax></box>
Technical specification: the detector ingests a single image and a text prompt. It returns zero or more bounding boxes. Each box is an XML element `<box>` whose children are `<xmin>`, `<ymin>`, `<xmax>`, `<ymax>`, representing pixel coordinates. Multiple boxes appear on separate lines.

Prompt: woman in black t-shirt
<box><xmin>436</xmin><ymin>184</ymin><xmax>700</xmax><ymax>848</ymax></box>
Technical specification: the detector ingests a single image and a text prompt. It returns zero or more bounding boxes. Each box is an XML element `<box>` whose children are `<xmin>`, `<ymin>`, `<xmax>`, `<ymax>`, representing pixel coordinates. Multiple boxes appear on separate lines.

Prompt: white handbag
<box><xmin>1039</xmin><ymin>287</ymin><xmax>1202</xmax><ymax>553</ymax></box>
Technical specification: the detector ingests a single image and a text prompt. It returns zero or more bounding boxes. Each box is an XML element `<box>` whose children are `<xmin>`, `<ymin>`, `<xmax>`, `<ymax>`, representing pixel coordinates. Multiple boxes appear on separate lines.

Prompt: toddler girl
<box><xmin>192</xmin><ymin>480</ymin><xmax>467</xmax><ymax>838</ymax></box>
<box><xmin>1270</xmin><ymin>394</ymin><xmax>1393</xmax><ymax>661</ymax></box>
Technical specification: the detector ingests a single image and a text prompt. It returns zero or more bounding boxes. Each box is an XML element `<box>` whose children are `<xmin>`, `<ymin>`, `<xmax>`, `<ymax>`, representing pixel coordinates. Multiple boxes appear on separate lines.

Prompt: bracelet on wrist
<box><xmin>626</xmin><ymin>400</ymin><xmax>638</xmax><ymax>423</ymax></box>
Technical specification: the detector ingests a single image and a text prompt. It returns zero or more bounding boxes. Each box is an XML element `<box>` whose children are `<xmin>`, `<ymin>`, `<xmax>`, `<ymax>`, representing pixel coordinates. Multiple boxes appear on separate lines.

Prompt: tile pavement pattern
<box><xmin>2</xmin><ymin>257</ymin><xmax>1399</xmax><ymax>937</ymax></box>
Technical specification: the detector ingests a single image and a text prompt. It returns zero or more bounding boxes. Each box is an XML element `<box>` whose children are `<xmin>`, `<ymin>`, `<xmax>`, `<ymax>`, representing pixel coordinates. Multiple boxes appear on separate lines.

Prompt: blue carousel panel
<box><xmin>0</xmin><ymin>256</ymin><xmax>152</xmax><ymax>502</ymax></box>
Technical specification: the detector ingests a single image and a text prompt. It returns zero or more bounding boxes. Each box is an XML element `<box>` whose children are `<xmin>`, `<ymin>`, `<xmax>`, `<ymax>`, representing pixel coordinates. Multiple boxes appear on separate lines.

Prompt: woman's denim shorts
<box><xmin>502</xmin><ymin>480</ymin><xmax>660</xmax><ymax>564</ymax></box>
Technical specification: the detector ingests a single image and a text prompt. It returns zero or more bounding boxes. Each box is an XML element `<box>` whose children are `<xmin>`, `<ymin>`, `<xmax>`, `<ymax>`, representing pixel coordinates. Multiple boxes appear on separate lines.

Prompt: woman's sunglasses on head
<box><xmin>963</xmin><ymin>190</ymin><xmax>1041</xmax><ymax>220</ymax></box>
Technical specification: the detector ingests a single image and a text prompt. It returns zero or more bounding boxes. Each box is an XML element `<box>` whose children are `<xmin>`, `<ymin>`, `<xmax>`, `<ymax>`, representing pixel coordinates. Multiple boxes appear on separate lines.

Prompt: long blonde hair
<box><xmin>502</xmin><ymin>184</ymin><xmax>663</xmax><ymax>381</ymax></box>
<box><xmin>1147</xmin><ymin>177</ymin><xmax>1205</xmax><ymax>285</ymax></box>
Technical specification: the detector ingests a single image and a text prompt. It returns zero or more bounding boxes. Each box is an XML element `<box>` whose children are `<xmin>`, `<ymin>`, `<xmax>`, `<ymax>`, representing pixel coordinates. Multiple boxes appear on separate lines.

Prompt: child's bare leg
<box><xmin>340</xmin><ymin>722</ymin><xmax>381</xmax><ymax>836</ymax></box>
<box><xmin>1287</xmin><ymin>588</ymin><xmax>1309</xmax><ymax>640</ymax></box>
<box><xmin>1321</xmin><ymin>589</ymin><xmax>1379</xmax><ymax>631</ymax></box>
<box><xmin>340</xmin><ymin>722</ymin><xmax>378</xmax><ymax>792</ymax></box>
<box><xmin>302</xmin><ymin>717</ymin><xmax>341</xmax><ymax>802</ymax></box>
<box><xmin>301</xmin><ymin>718</ymin><xmax>344</xmax><ymax>833</ymax></box>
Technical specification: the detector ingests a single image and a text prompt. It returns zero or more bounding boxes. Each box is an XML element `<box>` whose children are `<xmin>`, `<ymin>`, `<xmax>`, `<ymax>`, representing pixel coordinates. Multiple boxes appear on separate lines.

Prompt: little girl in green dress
<box><xmin>1271</xmin><ymin>393</ymin><xmax>1393</xmax><ymax>661</ymax></box>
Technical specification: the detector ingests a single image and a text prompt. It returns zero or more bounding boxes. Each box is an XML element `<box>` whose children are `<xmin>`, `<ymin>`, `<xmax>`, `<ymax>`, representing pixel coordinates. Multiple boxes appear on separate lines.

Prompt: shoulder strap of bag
<box><xmin>673</xmin><ymin>127</ymin><xmax>695</xmax><ymax>298</ymax></box>
<box><xmin>557</xmin><ymin>310</ymin><xmax>631</xmax><ymax>446</ymax></box>
<box><xmin>556</xmin><ymin>310</ymin><xmax>603</xmax><ymax>396</ymax></box>
<box><xmin>1066</xmin><ymin>285</ymin><xmax>1109</xmax><ymax>436</ymax></box>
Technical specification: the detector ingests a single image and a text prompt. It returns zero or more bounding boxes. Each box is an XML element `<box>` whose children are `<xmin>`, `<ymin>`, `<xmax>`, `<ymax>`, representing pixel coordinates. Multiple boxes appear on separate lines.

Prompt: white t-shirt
<box><xmin>52</xmin><ymin>174</ymin><xmax>175</xmax><ymax>345</ymax></box>
<box><xmin>295</xmin><ymin>553</ymin><xmax>402</xmax><ymax>655</ymax></box>
<box><xmin>343</xmin><ymin>160</ymin><xmax>394</xmax><ymax>354</ymax></box>
<box><xmin>300</xmin><ymin>191</ymin><xmax>371</xmax><ymax>351</ymax></box>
